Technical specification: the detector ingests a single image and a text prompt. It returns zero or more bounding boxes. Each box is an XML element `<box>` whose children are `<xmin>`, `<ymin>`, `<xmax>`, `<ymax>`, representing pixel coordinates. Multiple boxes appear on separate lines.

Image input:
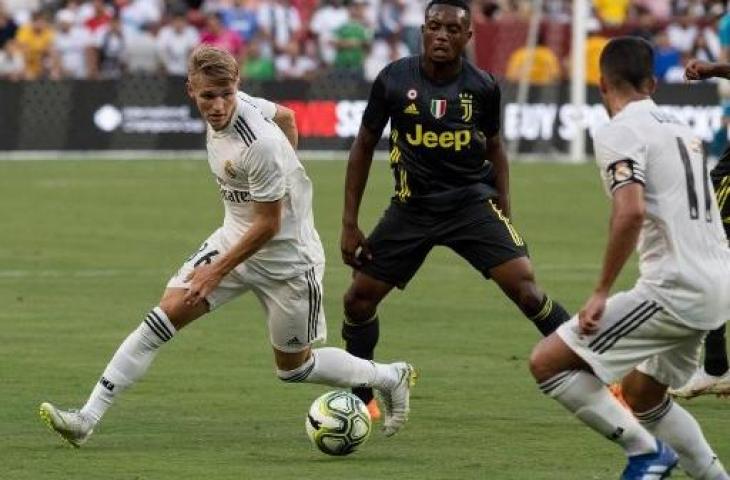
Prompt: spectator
<box><xmin>156</xmin><ymin>11</ymin><xmax>199</xmax><ymax>77</ymax></box>
<box><xmin>125</xmin><ymin>22</ymin><xmax>159</xmax><ymax>74</ymax></box>
<box><xmin>92</xmin><ymin>14</ymin><xmax>126</xmax><ymax>78</ymax></box>
<box><xmin>364</xmin><ymin>31</ymin><xmax>409</xmax><ymax>81</ymax></box>
<box><xmin>690</xmin><ymin>28</ymin><xmax>719</xmax><ymax>63</ymax></box>
<box><xmin>118</xmin><ymin>0</ymin><xmax>162</xmax><ymax>32</ymax></box>
<box><xmin>667</xmin><ymin>8</ymin><xmax>699</xmax><ymax>53</ymax></box>
<box><xmin>633</xmin><ymin>0</ymin><xmax>671</xmax><ymax>22</ymax></box>
<box><xmin>585</xmin><ymin>34</ymin><xmax>609</xmax><ymax>85</ymax></box>
<box><xmin>220</xmin><ymin>0</ymin><xmax>260</xmax><ymax>44</ymax></box>
<box><xmin>628</xmin><ymin>6</ymin><xmax>658</xmax><ymax>41</ymax></box>
<box><xmin>201</xmin><ymin>12</ymin><xmax>245</xmax><ymax>61</ymax></box>
<box><xmin>505</xmin><ymin>33</ymin><xmax>561</xmax><ymax>85</ymax></box>
<box><xmin>4</xmin><ymin>0</ymin><xmax>40</xmax><ymax>25</ymax></box>
<box><xmin>333</xmin><ymin>0</ymin><xmax>372</xmax><ymax>74</ymax></box>
<box><xmin>400</xmin><ymin>0</ymin><xmax>424</xmax><ymax>54</ymax></box>
<box><xmin>258</xmin><ymin>0</ymin><xmax>302</xmax><ymax>58</ymax></box>
<box><xmin>0</xmin><ymin>38</ymin><xmax>24</xmax><ymax>80</ymax></box>
<box><xmin>593</xmin><ymin>0</ymin><xmax>629</xmax><ymax>26</ymax></box>
<box><xmin>275</xmin><ymin>39</ymin><xmax>317</xmax><ymax>79</ymax></box>
<box><xmin>653</xmin><ymin>30</ymin><xmax>682</xmax><ymax>81</ymax></box>
<box><xmin>0</xmin><ymin>4</ymin><xmax>18</xmax><ymax>49</ymax></box>
<box><xmin>62</xmin><ymin>0</ymin><xmax>87</xmax><ymax>26</ymax></box>
<box><xmin>241</xmin><ymin>37</ymin><xmax>275</xmax><ymax>80</ymax></box>
<box><xmin>376</xmin><ymin>0</ymin><xmax>403</xmax><ymax>38</ymax></box>
<box><xmin>309</xmin><ymin>0</ymin><xmax>347</xmax><ymax>66</ymax></box>
<box><xmin>15</xmin><ymin>10</ymin><xmax>54</xmax><ymax>79</ymax></box>
<box><xmin>50</xmin><ymin>8</ymin><xmax>93</xmax><ymax>79</ymax></box>
<box><xmin>82</xmin><ymin>0</ymin><xmax>113</xmax><ymax>33</ymax></box>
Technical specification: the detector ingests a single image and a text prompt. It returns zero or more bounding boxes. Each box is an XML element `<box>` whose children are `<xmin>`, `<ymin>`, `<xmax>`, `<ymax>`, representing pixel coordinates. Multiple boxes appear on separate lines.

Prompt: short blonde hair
<box><xmin>187</xmin><ymin>45</ymin><xmax>239</xmax><ymax>84</ymax></box>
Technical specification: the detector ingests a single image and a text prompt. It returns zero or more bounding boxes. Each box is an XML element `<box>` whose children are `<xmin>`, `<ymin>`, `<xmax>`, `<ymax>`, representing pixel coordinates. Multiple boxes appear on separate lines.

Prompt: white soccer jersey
<box><xmin>594</xmin><ymin>99</ymin><xmax>730</xmax><ymax>330</ymax></box>
<box><xmin>205</xmin><ymin>91</ymin><xmax>324</xmax><ymax>279</ymax></box>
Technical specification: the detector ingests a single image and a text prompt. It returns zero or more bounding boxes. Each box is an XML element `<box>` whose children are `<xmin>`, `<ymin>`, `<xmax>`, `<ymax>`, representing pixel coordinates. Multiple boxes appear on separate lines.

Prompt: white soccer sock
<box><xmin>276</xmin><ymin>347</ymin><xmax>398</xmax><ymax>389</ymax></box>
<box><xmin>636</xmin><ymin>396</ymin><xmax>729</xmax><ymax>479</ymax></box>
<box><xmin>539</xmin><ymin>370</ymin><xmax>657</xmax><ymax>457</ymax></box>
<box><xmin>80</xmin><ymin>307</ymin><xmax>176</xmax><ymax>424</ymax></box>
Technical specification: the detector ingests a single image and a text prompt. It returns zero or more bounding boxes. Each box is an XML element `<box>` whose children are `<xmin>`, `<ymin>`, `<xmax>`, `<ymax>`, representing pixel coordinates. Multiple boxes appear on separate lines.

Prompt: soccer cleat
<box><xmin>621</xmin><ymin>440</ymin><xmax>678</xmax><ymax>480</ymax></box>
<box><xmin>366</xmin><ymin>398</ymin><xmax>381</xmax><ymax>422</ymax></box>
<box><xmin>378</xmin><ymin>362</ymin><xmax>416</xmax><ymax>437</ymax></box>
<box><xmin>669</xmin><ymin>368</ymin><xmax>730</xmax><ymax>399</ymax></box>
<box><xmin>39</xmin><ymin>402</ymin><xmax>94</xmax><ymax>448</ymax></box>
<box><xmin>609</xmin><ymin>383</ymin><xmax>631</xmax><ymax>410</ymax></box>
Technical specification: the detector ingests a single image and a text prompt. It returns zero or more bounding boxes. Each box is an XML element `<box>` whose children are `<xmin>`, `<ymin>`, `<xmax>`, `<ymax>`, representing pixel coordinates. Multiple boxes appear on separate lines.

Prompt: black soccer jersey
<box><xmin>361</xmin><ymin>56</ymin><xmax>502</xmax><ymax>210</ymax></box>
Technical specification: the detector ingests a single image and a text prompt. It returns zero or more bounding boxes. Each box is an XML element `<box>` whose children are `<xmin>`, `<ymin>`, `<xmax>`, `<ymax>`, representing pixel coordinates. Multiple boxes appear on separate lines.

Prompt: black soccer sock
<box><xmin>704</xmin><ymin>324</ymin><xmax>729</xmax><ymax>376</ymax></box>
<box><xmin>342</xmin><ymin>315</ymin><xmax>380</xmax><ymax>404</ymax></box>
<box><xmin>528</xmin><ymin>295</ymin><xmax>569</xmax><ymax>337</ymax></box>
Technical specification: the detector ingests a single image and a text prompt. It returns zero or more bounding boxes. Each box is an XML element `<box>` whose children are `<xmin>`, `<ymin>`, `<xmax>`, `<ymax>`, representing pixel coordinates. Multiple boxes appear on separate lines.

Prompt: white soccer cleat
<box><xmin>39</xmin><ymin>402</ymin><xmax>94</xmax><ymax>448</ymax></box>
<box><xmin>708</xmin><ymin>370</ymin><xmax>730</xmax><ymax>397</ymax></box>
<box><xmin>669</xmin><ymin>368</ymin><xmax>730</xmax><ymax>399</ymax></box>
<box><xmin>378</xmin><ymin>362</ymin><xmax>416</xmax><ymax>437</ymax></box>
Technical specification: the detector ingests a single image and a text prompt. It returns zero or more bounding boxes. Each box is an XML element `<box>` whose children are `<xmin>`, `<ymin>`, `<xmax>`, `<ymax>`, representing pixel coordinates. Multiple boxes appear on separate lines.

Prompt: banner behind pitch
<box><xmin>0</xmin><ymin>78</ymin><xmax>721</xmax><ymax>153</ymax></box>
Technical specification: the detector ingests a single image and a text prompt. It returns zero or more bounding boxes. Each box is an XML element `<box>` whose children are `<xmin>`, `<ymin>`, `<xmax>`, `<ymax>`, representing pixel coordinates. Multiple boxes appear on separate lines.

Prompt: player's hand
<box><xmin>183</xmin><ymin>264</ymin><xmax>225</xmax><ymax>307</ymax></box>
<box><xmin>340</xmin><ymin>224</ymin><xmax>371</xmax><ymax>268</ymax></box>
<box><xmin>578</xmin><ymin>291</ymin><xmax>608</xmax><ymax>335</ymax></box>
<box><xmin>685</xmin><ymin>59</ymin><xmax>715</xmax><ymax>81</ymax></box>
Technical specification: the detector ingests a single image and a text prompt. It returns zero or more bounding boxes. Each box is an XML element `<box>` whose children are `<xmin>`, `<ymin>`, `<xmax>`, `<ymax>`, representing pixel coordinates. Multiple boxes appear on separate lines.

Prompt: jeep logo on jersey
<box><xmin>430</xmin><ymin>99</ymin><xmax>447</xmax><ymax>119</ymax></box>
<box><xmin>405</xmin><ymin>124</ymin><xmax>471</xmax><ymax>151</ymax></box>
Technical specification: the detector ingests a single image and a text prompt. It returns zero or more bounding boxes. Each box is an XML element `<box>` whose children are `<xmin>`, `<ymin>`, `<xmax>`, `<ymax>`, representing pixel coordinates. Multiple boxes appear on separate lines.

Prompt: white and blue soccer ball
<box><xmin>305</xmin><ymin>390</ymin><xmax>372</xmax><ymax>456</ymax></box>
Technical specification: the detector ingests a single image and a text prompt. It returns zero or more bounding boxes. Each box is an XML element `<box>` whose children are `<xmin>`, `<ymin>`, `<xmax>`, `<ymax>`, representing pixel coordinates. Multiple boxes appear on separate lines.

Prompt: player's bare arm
<box><xmin>272</xmin><ymin>105</ymin><xmax>298</xmax><ymax>150</ymax></box>
<box><xmin>486</xmin><ymin>134</ymin><xmax>510</xmax><ymax>217</ymax></box>
<box><xmin>580</xmin><ymin>177</ymin><xmax>644</xmax><ymax>334</ymax></box>
<box><xmin>341</xmin><ymin>125</ymin><xmax>380</xmax><ymax>267</ymax></box>
<box><xmin>685</xmin><ymin>59</ymin><xmax>730</xmax><ymax>81</ymax></box>
<box><xmin>184</xmin><ymin>200</ymin><xmax>282</xmax><ymax>306</ymax></box>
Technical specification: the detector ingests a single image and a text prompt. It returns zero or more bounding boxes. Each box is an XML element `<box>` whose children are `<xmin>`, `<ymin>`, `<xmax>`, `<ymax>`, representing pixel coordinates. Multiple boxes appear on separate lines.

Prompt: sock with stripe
<box><xmin>528</xmin><ymin>295</ymin><xmax>570</xmax><ymax>336</ymax></box>
<box><xmin>539</xmin><ymin>370</ymin><xmax>657</xmax><ymax>456</ymax></box>
<box><xmin>80</xmin><ymin>307</ymin><xmax>176</xmax><ymax>424</ymax></box>
<box><xmin>636</xmin><ymin>396</ymin><xmax>728</xmax><ymax>479</ymax></box>
<box><xmin>342</xmin><ymin>314</ymin><xmax>379</xmax><ymax>403</ymax></box>
<box><xmin>276</xmin><ymin>347</ymin><xmax>398</xmax><ymax>390</ymax></box>
<box><xmin>704</xmin><ymin>324</ymin><xmax>729</xmax><ymax>376</ymax></box>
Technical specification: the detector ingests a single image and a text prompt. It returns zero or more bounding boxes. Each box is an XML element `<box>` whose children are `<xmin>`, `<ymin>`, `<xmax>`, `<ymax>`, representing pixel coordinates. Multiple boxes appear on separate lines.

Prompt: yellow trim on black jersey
<box><xmin>489</xmin><ymin>199</ymin><xmax>524</xmax><ymax>246</ymax></box>
<box><xmin>390</xmin><ymin>147</ymin><xmax>401</xmax><ymax>165</ymax></box>
<box><xmin>397</xmin><ymin>167</ymin><xmax>411</xmax><ymax>201</ymax></box>
<box><xmin>716</xmin><ymin>175</ymin><xmax>730</xmax><ymax>212</ymax></box>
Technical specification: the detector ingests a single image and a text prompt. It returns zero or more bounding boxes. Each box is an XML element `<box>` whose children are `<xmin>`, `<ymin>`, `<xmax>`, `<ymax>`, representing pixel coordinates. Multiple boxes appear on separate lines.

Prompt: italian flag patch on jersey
<box><xmin>430</xmin><ymin>99</ymin><xmax>447</xmax><ymax>119</ymax></box>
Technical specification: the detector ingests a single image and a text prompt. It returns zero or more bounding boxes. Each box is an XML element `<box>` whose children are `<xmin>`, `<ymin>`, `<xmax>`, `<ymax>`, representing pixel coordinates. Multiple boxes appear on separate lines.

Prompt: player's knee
<box><xmin>530</xmin><ymin>343</ymin><xmax>545</xmax><ymax>382</ymax></box>
<box><xmin>343</xmin><ymin>289</ymin><xmax>377</xmax><ymax>324</ymax></box>
<box><xmin>529</xmin><ymin>341</ymin><xmax>554</xmax><ymax>382</ymax></box>
<box><xmin>621</xmin><ymin>384</ymin><xmax>665</xmax><ymax>413</ymax></box>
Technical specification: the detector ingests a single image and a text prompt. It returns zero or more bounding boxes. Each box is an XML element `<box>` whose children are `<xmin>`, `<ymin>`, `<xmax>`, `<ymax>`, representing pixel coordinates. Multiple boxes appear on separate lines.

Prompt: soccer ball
<box><xmin>305</xmin><ymin>390</ymin><xmax>372</xmax><ymax>456</ymax></box>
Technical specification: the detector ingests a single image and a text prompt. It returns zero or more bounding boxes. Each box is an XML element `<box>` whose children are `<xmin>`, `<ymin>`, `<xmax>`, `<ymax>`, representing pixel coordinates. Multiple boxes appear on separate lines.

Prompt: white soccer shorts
<box><xmin>167</xmin><ymin>229</ymin><xmax>326</xmax><ymax>353</ymax></box>
<box><xmin>557</xmin><ymin>285</ymin><xmax>707</xmax><ymax>389</ymax></box>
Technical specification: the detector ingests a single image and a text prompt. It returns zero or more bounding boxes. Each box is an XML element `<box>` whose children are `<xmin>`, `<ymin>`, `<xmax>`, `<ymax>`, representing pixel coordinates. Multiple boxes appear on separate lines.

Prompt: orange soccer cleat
<box><xmin>366</xmin><ymin>398</ymin><xmax>381</xmax><ymax>422</ymax></box>
<box><xmin>609</xmin><ymin>383</ymin><xmax>631</xmax><ymax>410</ymax></box>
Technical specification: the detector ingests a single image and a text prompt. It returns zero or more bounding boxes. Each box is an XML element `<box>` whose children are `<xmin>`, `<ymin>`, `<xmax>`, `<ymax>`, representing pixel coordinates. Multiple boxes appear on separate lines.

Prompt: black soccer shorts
<box><xmin>358</xmin><ymin>199</ymin><xmax>529</xmax><ymax>289</ymax></box>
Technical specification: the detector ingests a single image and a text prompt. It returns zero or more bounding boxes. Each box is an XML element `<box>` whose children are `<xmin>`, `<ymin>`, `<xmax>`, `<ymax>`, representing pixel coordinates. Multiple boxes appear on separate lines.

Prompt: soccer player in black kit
<box><xmin>339</xmin><ymin>0</ymin><xmax>571</xmax><ymax>419</ymax></box>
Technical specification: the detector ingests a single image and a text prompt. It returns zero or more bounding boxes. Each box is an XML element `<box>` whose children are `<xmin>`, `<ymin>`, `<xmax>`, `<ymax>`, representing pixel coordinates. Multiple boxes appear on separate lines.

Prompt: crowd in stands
<box><xmin>493</xmin><ymin>0</ymin><xmax>730</xmax><ymax>85</ymax></box>
<box><xmin>0</xmin><ymin>0</ymin><xmax>419</xmax><ymax>81</ymax></box>
<box><xmin>0</xmin><ymin>0</ymin><xmax>728</xmax><ymax>83</ymax></box>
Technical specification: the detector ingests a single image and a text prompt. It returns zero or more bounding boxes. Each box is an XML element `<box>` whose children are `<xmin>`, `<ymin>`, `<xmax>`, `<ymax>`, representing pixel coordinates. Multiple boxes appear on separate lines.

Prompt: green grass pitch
<box><xmin>1</xmin><ymin>159</ymin><xmax>727</xmax><ymax>479</ymax></box>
